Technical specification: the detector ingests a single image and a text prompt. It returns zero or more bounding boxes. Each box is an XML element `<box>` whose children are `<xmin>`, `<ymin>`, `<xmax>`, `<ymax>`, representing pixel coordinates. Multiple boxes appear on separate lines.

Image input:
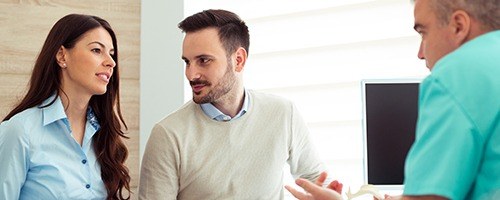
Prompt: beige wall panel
<box><xmin>119</xmin><ymin>51</ymin><xmax>140</xmax><ymax>79</ymax></box>
<box><xmin>16</xmin><ymin>0</ymin><xmax>140</xmax><ymax>13</ymax></box>
<box><xmin>0</xmin><ymin>0</ymin><xmax>18</xmax><ymax>3</ymax></box>
<box><xmin>121</xmin><ymin>102</ymin><xmax>139</xmax><ymax>130</ymax></box>
<box><xmin>0</xmin><ymin>74</ymin><xmax>30</xmax><ymax>118</ymax></box>
<box><xmin>0</xmin><ymin>1</ymin><xmax>140</xmax><ymax>197</ymax></box>
<box><xmin>121</xmin><ymin>79</ymin><xmax>140</xmax><ymax>104</ymax></box>
<box><xmin>0</xmin><ymin>3</ymin><xmax>140</xmax><ymax>79</ymax></box>
<box><xmin>121</xmin><ymin>77</ymin><xmax>139</xmax><ymax>130</ymax></box>
<box><xmin>123</xmin><ymin>129</ymin><xmax>140</xmax><ymax>198</ymax></box>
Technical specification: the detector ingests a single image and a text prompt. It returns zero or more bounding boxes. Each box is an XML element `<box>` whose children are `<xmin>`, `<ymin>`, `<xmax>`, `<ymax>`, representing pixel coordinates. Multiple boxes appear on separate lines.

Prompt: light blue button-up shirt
<box><xmin>0</xmin><ymin>95</ymin><xmax>107</xmax><ymax>200</ymax></box>
<box><xmin>200</xmin><ymin>89</ymin><xmax>250</xmax><ymax>121</ymax></box>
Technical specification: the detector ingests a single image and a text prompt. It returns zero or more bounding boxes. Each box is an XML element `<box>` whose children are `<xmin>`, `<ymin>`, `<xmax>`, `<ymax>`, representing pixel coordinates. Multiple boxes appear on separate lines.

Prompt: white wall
<box><xmin>140</xmin><ymin>0</ymin><xmax>185</xmax><ymax>161</ymax></box>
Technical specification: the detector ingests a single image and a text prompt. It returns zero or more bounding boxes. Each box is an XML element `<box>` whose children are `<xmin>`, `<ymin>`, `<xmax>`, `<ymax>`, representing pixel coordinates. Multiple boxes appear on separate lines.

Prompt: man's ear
<box><xmin>234</xmin><ymin>47</ymin><xmax>247</xmax><ymax>72</ymax></box>
<box><xmin>449</xmin><ymin>10</ymin><xmax>471</xmax><ymax>45</ymax></box>
<box><xmin>56</xmin><ymin>46</ymin><xmax>67</xmax><ymax>68</ymax></box>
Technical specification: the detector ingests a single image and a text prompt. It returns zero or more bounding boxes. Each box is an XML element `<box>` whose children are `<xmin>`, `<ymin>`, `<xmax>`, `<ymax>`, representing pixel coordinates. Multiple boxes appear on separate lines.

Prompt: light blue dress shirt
<box><xmin>200</xmin><ymin>89</ymin><xmax>249</xmax><ymax>121</ymax></box>
<box><xmin>0</xmin><ymin>95</ymin><xmax>107</xmax><ymax>200</ymax></box>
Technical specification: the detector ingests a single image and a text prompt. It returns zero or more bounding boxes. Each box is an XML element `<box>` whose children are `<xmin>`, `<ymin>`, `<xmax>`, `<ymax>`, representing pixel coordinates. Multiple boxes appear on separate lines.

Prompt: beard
<box><xmin>191</xmin><ymin>62</ymin><xmax>237</xmax><ymax>104</ymax></box>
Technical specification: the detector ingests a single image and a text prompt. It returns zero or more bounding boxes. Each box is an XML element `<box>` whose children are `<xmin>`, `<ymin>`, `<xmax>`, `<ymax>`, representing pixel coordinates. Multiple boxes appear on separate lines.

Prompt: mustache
<box><xmin>190</xmin><ymin>79</ymin><xmax>211</xmax><ymax>86</ymax></box>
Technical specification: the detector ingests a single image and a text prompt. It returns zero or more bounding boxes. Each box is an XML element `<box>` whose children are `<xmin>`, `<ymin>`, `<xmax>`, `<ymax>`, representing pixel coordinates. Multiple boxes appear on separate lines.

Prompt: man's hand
<box><xmin>315</xmin><ymin>172</ymin><xmax>343</xmax><ymax>194</ymax></box>
<box><xmin>285</xmin><ymin>172</ymin><xmax>344</xmax><ymax>200</ymax></box>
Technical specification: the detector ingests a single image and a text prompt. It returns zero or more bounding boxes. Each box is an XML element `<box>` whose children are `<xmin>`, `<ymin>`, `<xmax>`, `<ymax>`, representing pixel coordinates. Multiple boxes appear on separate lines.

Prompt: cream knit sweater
<box><xmin>139</xmin><ymin>90</ymin><xmax>325</xmax><ymax>200</ymax></box>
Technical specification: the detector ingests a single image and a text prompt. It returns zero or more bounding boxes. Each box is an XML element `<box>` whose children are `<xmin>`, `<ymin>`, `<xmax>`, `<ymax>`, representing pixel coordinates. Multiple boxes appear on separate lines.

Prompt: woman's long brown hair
<box><xmin>3</xmin><ymin>14</ymin><xmax>130</xmax><ymax>199</ymax></box>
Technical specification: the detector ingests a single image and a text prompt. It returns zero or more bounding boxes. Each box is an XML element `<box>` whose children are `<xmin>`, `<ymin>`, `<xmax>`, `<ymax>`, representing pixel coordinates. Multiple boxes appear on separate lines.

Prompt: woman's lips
<box><xmin>96</xmin><ymin>72</ymin><xmax>110</xmax><ymax>83</ymax></box>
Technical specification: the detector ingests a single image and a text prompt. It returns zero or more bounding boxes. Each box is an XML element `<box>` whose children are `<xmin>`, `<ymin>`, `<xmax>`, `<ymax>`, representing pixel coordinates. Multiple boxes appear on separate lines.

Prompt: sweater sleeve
<box><xmin>287</xmin><ymin>103</ymin><xmax>326</xmax><ymax>181</ymax></box>
<box><xmin>139</xmin><ymin>123</ymin><xmax>180</xmax><ymax>200</ymax></box>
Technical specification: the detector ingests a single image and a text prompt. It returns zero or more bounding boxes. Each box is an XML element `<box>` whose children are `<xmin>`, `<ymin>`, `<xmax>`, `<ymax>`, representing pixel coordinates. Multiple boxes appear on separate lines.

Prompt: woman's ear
<box><xmin>449</xmin><ymin>10</ymin><xmax>471</xmax><ymax>45</ymax></box>
<box><xmin>56</xmin><ymin>46</ymin><xmax>67</xmax><ymax>68</ymax></box>
<box><xmin>234</xmin><ymin>47</ymin><xmax>247</xmax><ymax>72</ymax></box>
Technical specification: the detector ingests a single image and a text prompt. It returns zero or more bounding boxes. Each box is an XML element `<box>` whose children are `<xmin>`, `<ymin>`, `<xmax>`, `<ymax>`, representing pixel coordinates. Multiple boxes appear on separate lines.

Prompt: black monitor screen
<box><xmin>364</xmin><ymin>82</ymin><xmax>419</xmax><ymax>185</ymax></box>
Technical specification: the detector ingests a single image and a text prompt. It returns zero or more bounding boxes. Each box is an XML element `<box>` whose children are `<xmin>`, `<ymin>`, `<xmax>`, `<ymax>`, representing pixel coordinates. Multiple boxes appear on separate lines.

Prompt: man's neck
<box><xmin>463</xmin><ymin>19</ymin><xmax>492</xmax><ymax>44</ymax></box>
<box><xmin>212</xmin><ymin>87</ymin><xmax>245</xmax><ymax>118</ymax></box>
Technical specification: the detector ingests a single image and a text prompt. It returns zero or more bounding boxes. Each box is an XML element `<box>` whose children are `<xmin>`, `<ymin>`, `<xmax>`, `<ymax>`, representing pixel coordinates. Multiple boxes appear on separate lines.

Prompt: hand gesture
<box><xmin>285</xmin><ymin>172</ymin><xmax>344</xmax><ymax>200</ymax></box>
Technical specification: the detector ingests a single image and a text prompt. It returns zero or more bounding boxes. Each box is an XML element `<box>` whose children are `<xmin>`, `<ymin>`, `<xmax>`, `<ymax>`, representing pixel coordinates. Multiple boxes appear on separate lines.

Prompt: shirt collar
<box><xmin>200</xmin><ymin>89</ymin><xmax>250</xmax><ymax>121</ymax></box>
<box><xmin>41</xmin><ymin>94</ymin><xmax>100</xmax><ymax>131</ymax></box>
<box><xmin>41</xmin><ymin>95</ymin><xmax>67</xmax><ymax>126</ymax></box>
<box><xmin>86</xmin><ymin>107</ymin><xmax>100</xmax><ymax>131</ymax></box>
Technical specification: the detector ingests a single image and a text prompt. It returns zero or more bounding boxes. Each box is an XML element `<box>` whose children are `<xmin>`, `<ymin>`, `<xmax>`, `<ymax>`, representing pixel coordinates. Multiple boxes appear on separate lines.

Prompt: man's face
<box><xmin>182</xmin><ymin>28</ymin><xmax>237</xmax><ymax>104</ymax></box>
<box><xmin>414</xmin><ymin>0</ymin><xmax>458</xmax><ymax>70</ymax></box>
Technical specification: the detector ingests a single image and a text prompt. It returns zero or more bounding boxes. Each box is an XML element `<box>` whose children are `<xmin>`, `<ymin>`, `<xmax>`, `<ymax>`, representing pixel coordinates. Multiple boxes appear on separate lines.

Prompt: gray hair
<box><xmin>413</xmin><ymin>0</ymin><xmax>500</xmax><ymax>30</ymax></box>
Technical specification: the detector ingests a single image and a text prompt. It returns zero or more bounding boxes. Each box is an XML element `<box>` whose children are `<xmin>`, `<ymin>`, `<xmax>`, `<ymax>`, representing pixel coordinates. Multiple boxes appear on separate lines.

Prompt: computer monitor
<box><xmin>361</xmin><ymin>79</ymin><xmax>421</xmax><ymax>190</ymax></box>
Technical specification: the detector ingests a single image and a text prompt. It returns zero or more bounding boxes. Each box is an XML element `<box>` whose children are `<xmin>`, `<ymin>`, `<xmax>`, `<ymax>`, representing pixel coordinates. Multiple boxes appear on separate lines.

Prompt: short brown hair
<box><xmin>178</xmin><ymin>9</ymin><xmax>250</xmax><ymax>56</ymax></box>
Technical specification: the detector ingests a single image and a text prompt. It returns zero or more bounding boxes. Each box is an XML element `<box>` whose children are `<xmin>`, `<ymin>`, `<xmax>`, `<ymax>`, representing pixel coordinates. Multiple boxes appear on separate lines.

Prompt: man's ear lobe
<box><xmin>235</xmin><ymin>47</ymin><xmax>247</xmax><ymax>72</ymax></box>
<box><xmin>450</xmin><ymin>10</ymin><xmax>471</xmax><ymax>45</ymax></box>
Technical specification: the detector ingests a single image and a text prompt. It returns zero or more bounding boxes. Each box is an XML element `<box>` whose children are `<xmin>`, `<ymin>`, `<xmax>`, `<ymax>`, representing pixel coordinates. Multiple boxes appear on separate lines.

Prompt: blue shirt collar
<box><xmin>200</xmin><ymin>89</ymin><xmax>250</xmax><ymax>121</ymax></box>
<box><xmin>41</xmin><ymin>95</ymin><xmax>67</xmax><ymax>127</ymax></box>
<box><xmin>86</xmin><ymin>107</ymin><xmax>100</xmax><ymax>131</ymax></box>
<box><xmin>41</xmin><ymin>95</ymin><xmax>100</xmax><ymax>131</ymax></box>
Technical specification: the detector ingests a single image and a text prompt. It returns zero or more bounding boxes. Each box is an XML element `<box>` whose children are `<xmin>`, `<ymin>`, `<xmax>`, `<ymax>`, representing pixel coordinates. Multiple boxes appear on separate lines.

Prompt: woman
<box><xmin>0</xmin><ymin>14</ymin><xmax>130</xmax><ymax>199</ymax></box>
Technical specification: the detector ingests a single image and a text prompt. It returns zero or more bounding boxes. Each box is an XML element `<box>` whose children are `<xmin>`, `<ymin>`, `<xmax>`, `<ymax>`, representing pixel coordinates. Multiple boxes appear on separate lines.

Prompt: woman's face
<box><xmin>59</xmin><ymin>27</ymin><xmax>116</xmax><ymax>97</ymax></box>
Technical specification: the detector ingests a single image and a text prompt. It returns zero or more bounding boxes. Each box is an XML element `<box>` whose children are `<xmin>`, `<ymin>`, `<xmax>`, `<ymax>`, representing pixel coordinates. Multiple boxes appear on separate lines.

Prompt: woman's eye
<box><xmin>92</xmin><ymin>48</ymin><xmax>101</xmax><ymax>53</ymax></box>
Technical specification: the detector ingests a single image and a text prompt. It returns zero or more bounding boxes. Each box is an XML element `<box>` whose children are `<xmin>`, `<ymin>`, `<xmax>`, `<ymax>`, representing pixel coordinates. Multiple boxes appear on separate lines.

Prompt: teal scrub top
<box><xmin>403</xmin><ymin>30</ymin><xmax>500</xmax><ymax>200</ymax></box>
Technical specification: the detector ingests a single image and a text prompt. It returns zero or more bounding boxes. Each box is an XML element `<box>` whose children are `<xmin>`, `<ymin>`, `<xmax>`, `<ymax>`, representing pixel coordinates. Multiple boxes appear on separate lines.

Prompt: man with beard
<box><xmin>138</xmin><ymin>9</ymin><xmax>326</xmax><ymax>200</ymax></box>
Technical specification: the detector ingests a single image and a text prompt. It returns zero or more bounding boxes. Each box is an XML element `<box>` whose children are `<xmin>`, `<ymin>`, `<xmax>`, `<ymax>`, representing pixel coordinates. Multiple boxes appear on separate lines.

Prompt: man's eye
<box><xmin>201</xmin><ymin>58</ymin><xmax>210</xmax><ymax>63</ymax></box>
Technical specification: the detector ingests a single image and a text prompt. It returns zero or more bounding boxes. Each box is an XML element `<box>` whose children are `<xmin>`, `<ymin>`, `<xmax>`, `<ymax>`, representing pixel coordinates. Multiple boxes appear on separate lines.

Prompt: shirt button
<box><xmin>82</xmin><ymin>159</ymin><xmax>87</xmax><ymax>164</ymax></box>
<box><xmin>85</xmin><ymin>184</ymin><xmax>91</xmax><ymax>189</ymax></box>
